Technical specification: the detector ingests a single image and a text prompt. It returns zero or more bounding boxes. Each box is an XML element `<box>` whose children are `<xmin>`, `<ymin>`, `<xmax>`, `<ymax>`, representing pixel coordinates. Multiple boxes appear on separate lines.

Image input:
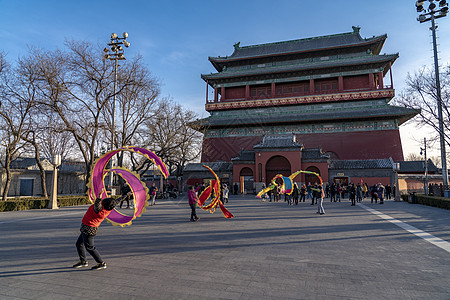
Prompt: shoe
<box><xmin>195</xmin><ymin>217</ymin><xmax>200</xmax><ymax>222</ymax></box>
<box><xmin>73</xmin><ymin>261</ymin><xmax>88</xmax><ymax>268</ymax></box>
<box><xmin>91</xmin><ymin>262</ymin><xmax>107</xmax><ymax>270</ymax></box>
<box><xmin>320</xmin><ymin>213</ymin><xmax>325</xmax><ymax>215</ymax></box>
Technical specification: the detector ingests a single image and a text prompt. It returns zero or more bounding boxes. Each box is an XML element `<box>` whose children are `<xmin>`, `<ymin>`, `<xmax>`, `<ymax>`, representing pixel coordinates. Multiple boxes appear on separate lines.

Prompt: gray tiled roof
<box><xmin>197</xmin><ymin>105</ymin><xmax>418</xmax><ymax>127</ymax></box>
<box><xmin>329</xmin><ymin>158</ymin><xmax>394</xmax><ymax>170</ymax></box>
<box><xmin>302</xmin><ymin>148</ymin><xmax>330</xmax><ymax>160</ymax></box>
<box><xmin>254</xmin><ymin>134</ymin><xmax>302</xmax><ymax>149</ymax></box>
<box><xmin>9</xmin><ymin>157</ymin><xmax>42</xmax><ymax>169</ymax></box>
<box><xmin>397</xmin><ymin>160</ymin><xmax>438</xmax><ymax>173</ymax></box>
<box><xmin>209</xmin><ymin>29</ymin><xmax>386</xmax><ymax>62</ymax></box>
<box><xmin>203</xmin><ymin>54</ymin><xmax>397</xmax><ymax>80</ymax></box>
<box><xmin>231</xmin><ymin>150</ymin><xmax>255</xmax><ymax>162</ymax></box>
<box><xmin>183</xmin><ymin>162</ymin><xmax>233</xmax><ymax>172</ymax></box>
<box><xmin>9</xmin><ymin>157</ymin><xmax>85</xmax><ymax>172</ymax></box>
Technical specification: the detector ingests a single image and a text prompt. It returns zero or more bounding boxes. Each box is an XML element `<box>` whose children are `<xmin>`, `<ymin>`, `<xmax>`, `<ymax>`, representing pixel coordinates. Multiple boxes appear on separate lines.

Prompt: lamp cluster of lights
<box><xmin>103</xmin><ymin>32</ymin><xmax>130</xmax><ymax>60</ymax></box>
<box><xmin>416</xmin><ymin>0</ymin><xmax>449</xmax><ymax>22</ymax></box>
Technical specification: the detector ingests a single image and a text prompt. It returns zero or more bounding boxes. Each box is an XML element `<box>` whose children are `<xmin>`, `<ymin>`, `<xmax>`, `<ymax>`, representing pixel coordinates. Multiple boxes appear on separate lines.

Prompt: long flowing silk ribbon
<box><xmin>86</xmin><ymin>146</ymin><xmax>169</xmax><ymax>227</ymax></box>
<box><xmin>197</xmin><ymin>165</ymin><xmax>234</xmax><ymax>218</ymax></box>
<box><xmin>256</xmin><ymin>170</ymin><xmax>323</xmax><ymax>198</ymax></box>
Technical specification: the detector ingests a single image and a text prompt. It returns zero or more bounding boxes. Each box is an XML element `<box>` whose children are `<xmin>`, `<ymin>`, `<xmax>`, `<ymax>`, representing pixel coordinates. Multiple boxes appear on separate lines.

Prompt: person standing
<box><xmin>149</xmin><ymin>183</ymin><xmax>158</xmax><ymax>206</ymax></box>
<box><xmin>300</xmin><ymin>184</ymin><xmax>307</xmax><ymax>202</ymax></box>
<box><xmin>356</xmin><ymin>183</ymin><xmax>363</xmax><ymax>203</ymax></box>
<box><xmin>371</xmin><ymin>184</ymin><xmax>378</xmax><ymax>203</ymax></box>
<box><xmin>385</xmin><ymin>184</ymin><xmax>392</xmax><ymax>200</ymax></box>
<box><xmin>336</xmin><ymin>184</ymin><xmax>341</xmax><ymax>202</ymax></box>
<box><xmin>292</xmin><ymin>183</ymin><xmax>299</xmax><ymax>205</ymax></box>
<box><xmin>306</xmin><ymin>182</ymin><xmax>312</xmax><ymax>199</ymax></box>
<box><xmin>311</xmin><ymin>184</ymin><xmax>316</xmax><ymax>205</ymax></box>
<box><xmin>377</xmin><ymin>183</ymin><xmax>385</xmax><ymax>204</ymax></box>
<box><xmin>330</xmin><ymin>183</ymin><xmax>336</xmax><ymax>202</ymax></box>
<box><xmin>312</xmin><ymin>185</ymin><xmax>325</xmax><ymax>215</ymax></box>
<box><xmin>223</xmin><ymin>184</ymin><xmax>229</xmax><ymax>203</ymax></box>
<box><xmin>119</xmin><ymin>183</ymin><xmax>132</xmax><ymax>209</ymax></box>
<box><xmin>362</xmin><ymin>183</ymin><xmax>368</xmax><ymax>199</ymax></box>
<box><xmin>349</xmin><ymin>183</ymin><xmax>356</xmax><ymax>206</ymax></box>
<box><xmin>188</xmin><ymin>185</ymin><xmax>201</xmax><ymax>222</ymax></box>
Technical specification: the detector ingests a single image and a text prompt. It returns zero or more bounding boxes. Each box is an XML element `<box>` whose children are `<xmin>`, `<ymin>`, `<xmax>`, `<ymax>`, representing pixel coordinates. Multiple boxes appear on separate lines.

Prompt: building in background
<box><xmin>187</xmin><ymin>27</ymin><xmax>418</xmax><ymax>192</ymax></box>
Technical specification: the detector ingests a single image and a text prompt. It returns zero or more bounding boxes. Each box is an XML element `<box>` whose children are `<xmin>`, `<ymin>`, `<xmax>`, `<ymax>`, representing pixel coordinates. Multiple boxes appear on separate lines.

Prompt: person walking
<box><xmin>188</xmin><ymin>185</ymin><xmax>201</xmax><ymax>222</ymax></box>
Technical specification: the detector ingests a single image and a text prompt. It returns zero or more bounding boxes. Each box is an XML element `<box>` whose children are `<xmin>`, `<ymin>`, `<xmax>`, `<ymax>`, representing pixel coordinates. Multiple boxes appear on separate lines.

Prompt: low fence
<box><xmin>405</xmin><ymin>193</ymin><xmax>450</xmax><ymax>210</ymax></box>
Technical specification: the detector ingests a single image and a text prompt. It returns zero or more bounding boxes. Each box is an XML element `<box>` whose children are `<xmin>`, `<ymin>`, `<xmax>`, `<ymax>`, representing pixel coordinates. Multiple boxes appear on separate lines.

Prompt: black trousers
<box><xmin>190</xmin><ymin>204</ymin><xmax>198</xmax><ymax>220</ymax></box>
<box><xmin>76</xmin><ymin>233</ymin><xmax>103</xmax><ymax>263</ymax></box>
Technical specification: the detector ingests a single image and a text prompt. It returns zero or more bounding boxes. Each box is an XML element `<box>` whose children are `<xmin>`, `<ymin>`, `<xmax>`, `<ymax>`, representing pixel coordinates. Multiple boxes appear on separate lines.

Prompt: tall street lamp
<box><xmin>104</xmin><ymin>32</ymin><xmax>130</xmax><ymax>189</ymax></box>
<box><xmin>48</xmin><ymin>155</ymin><xmax>61</xmax><ymax>209</ymax></box>
<box><xmin>416</xmin><ymin>0</ymin><xmax>449</xmax><ymax>187</ymax></box>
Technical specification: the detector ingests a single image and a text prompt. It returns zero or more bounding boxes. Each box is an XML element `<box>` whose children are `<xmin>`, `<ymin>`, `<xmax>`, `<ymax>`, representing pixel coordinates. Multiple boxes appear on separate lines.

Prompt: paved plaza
<box><xmin>1</xmin><ymin>195</ymin><xmax>450</xmax><ymax>299</ymax></box>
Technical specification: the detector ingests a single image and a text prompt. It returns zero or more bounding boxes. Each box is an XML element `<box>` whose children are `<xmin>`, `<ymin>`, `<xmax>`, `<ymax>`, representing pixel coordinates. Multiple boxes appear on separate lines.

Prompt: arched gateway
<box><xmin>265</xmin><ymin>155</ymin><xmax>291</xmax><ymax>186</ymax></box>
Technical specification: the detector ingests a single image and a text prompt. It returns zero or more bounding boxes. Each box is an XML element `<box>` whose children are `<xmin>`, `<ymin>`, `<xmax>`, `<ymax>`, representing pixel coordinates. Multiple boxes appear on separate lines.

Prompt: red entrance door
<box><xmin>265</xmin><ymin>155</ymin><xmax>291</xmax><ymax>185</ymax></box>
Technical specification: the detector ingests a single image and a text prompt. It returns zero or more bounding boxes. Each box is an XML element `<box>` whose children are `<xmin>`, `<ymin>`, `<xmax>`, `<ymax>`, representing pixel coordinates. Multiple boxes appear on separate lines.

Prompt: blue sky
<box><xmin>1</xmin><ymin>0</ymin><xmax>450</xmax><ymax>158</ymax></box>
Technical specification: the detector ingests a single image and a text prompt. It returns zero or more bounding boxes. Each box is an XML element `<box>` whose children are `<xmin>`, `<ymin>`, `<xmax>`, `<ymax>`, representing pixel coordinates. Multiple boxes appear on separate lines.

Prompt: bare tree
<box><xmin>0</xmin><ymin>53</ymin><xmax>36</xmax><ymax>200</ymax></box>
<box><xmin>108</xmin><ymin>55</ymin><xmax>161</xmax><ymax>167</ymax></box>
<box><xmin>28</xmin><ymin>40</ymin><xmax>161</xmax><ymax>187</ymax></box>
<box><xmin>396</xmin><ymin>65</ymin><xmax>450</xmax><ymax>148</ymax></box>
<box><xmin>140</xmin><ymin>98</ymin><xmax>203</xmax><ymax>176</ymax></box>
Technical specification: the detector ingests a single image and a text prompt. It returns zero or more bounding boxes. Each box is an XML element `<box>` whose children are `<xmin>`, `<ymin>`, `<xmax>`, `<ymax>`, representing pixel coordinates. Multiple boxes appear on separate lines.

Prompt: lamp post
<box><xmin>420</xmin><ymin>137</ymin><xmax>429</xmax><ymax>195</ymax></box>
<box><xmin>104</xmin><ymin>32</ymin><xmax>130</xmax><ymax>189</ymax></box>
<box><xmin>48</xmin><ymin>155</ymin><xmax>61</xmax><ymax>209</ymax></box>
<box><xmin>416</xmin><ymin>0</ymin><xmax>449</xmax><ymax>187</ymax></box>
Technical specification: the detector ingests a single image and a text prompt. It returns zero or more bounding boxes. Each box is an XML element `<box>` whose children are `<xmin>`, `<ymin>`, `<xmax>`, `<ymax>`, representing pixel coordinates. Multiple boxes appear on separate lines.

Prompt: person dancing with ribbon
<box><xmin>73</xmin><ymin>192</ymin><xmax>131</xmax><ymax>270</ymax></box>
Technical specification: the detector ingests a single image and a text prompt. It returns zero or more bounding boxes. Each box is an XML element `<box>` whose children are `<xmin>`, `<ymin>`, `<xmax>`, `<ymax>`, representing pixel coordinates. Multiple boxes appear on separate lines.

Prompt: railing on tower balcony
<box><xmin>206</xmin><ymin>84</ymin><xmax>394</xmax><ymax>104</ymax></box>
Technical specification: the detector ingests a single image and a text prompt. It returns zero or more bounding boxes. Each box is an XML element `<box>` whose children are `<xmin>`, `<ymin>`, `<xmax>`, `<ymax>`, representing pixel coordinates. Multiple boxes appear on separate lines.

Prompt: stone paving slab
<box><xmin>0</xmin><ymin>195</ymin><xmax>449</xmax><ymax>299</ymax></box>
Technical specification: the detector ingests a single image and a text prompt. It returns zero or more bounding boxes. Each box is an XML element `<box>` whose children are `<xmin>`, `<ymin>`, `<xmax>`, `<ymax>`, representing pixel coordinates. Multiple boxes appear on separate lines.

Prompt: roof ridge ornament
<box><xmin>352</xmin><ymin>26</ymin><xmax>361</xmax><ymax>33</ymax></box>
<box><xmin>233</xmin><ymin>42</ymin><xmax>240</xmax><ymax>50</ymax></box>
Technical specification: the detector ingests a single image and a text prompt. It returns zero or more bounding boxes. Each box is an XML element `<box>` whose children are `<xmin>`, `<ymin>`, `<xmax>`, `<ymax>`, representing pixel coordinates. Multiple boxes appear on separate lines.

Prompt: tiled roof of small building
<box><xmin>231</xmin><ymin>150</ymin><xmax>255</xmax><ymax>162</ymax></box>
<box><xmin>209</xmin><ymin>28</ymin><xmax>386</xmax><ymax>63</ymax></box>
<box><xmin>253</xmin><ymin>134</ymin><xmax>302</xmax><ymax>149</ymax></box>
<box><xmin>301</xmin><ymin>148</ymin><xmax>330</xmax><ymax>161</ymax></box>
<box><xmin>329</xmin><ymin>158</ymin><xmax>394</xmax><ymax>170</ymax></box>
<box><xmin>397</xmin><ymin>160</ymin><xmax>438</xmax><ymax>173</ymax></box>
<box><xmin>9</xmin><ymin>157</ymin><xmax>42</xmax><ymax>169</ymax></box>
<box><xmin>183</xmin><ymin>162</ymin><xmax>233</xmax><ymax>172</ymax></box>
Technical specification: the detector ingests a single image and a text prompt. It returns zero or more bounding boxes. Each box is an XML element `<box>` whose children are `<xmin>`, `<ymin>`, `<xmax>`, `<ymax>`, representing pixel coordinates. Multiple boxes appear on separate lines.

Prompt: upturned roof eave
<box><xmin>193</xmin><ymin>107</ymin><xmax>418</xmax><ymax>129</ymax></box>
<box><xmin>202</xmin><ymin>53</ymin><xmax>398</xmax><ymax>82</ymax></box>
<box><xmin>208</xmin><ymin>34</ymin><xmax>387</xmax><ymax>64</ymax></box>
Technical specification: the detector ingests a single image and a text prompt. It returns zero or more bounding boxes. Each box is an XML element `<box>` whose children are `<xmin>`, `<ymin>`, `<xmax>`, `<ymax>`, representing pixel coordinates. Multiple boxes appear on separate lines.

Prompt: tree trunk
<box><xmin>2</xmin><ymin>159</ymin><xmax>12</xmax><ymax>201</ymax></box>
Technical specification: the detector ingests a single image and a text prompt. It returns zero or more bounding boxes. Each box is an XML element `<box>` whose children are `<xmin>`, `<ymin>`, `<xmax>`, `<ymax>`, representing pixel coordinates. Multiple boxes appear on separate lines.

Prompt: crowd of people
<box><xmin>261</xmin><ymin>182</ymin><xmax>394</xmax><ymax>209</ymax></box>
